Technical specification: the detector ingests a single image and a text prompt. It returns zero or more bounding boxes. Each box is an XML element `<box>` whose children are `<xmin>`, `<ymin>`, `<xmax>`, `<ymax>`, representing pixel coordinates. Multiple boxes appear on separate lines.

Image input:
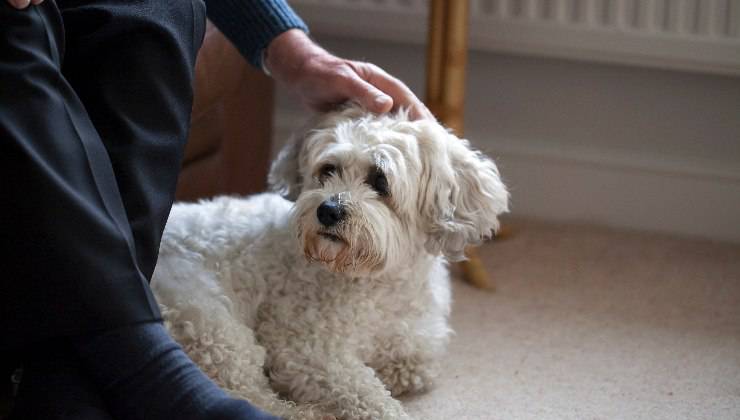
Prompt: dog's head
<box><xmin>269</xmin><ymin>105</ymin><xmax>508</xmax><ymax>275</ymax></box>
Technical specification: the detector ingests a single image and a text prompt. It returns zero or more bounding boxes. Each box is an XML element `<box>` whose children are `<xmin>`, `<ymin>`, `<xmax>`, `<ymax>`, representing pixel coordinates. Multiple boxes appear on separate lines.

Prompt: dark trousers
<box><xmin>0</xmin><ymin>0</ymin><xmax>205</xmax><ymax>416</ymax></box>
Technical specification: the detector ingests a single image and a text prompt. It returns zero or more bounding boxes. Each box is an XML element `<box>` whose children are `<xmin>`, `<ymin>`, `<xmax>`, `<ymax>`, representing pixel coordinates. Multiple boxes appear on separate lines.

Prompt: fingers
<box><xmin>348</xmin><ymin>61</ymin><xmax>434</xmax><ymax>120</ymax></box>
<box><xmin>281</xmin><ymin>45</ymin><xmax>434</xmax><ymax>120</ymax></box>
<box><xmin>341</xmin><ymin>63</ymin><xmax>393</xmax><ymax>114</ymax></box>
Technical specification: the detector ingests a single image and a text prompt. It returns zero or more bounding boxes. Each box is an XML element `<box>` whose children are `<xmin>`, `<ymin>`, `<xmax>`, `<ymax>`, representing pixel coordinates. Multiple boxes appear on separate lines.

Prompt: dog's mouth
<box><xmin>304</xmin><ymin>230</ymin><xmax>352</xmax><ymax>271</ymax></box>
<box><xmin>318</xmin><ymin>231</ymin><xmax>345</xmax><ymax>243</ymax></box>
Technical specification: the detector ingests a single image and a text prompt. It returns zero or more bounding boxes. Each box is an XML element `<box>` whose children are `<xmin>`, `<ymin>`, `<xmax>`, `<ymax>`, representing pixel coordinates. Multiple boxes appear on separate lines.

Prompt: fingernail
<box><xmin>374</xmin><ymin>95</ymin><xmax>391</xmax><ymax>106</ymax></box>
<box><xmin>14</xmin><ymin>0</ymin><xmax>31</xmax><ymax>8</ymax></box>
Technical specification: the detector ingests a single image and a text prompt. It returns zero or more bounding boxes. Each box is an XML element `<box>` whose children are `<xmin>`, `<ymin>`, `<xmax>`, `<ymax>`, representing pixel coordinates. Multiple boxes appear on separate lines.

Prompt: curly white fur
<box><xmin>151</xmin><ymin>106</ymin><xmax>509</xmax><ymax>420</ymax></box>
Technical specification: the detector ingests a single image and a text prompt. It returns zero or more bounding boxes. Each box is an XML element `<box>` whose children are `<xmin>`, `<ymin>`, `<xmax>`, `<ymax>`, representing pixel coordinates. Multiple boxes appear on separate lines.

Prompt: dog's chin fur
<box><xmin>151</xmin><ymin>105</ymin><xmax>508</xmax><ymax>420</ymax></box>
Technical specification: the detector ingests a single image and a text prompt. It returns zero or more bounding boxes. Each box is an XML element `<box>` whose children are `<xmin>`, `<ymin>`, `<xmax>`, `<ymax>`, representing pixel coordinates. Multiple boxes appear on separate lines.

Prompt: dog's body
<box><xmin>152</xmin><ymin>106</ymin><xmax>508</xmax><ymax>420</ymax></box>
<box><xmin>154</xmin><ymin>193</ymin><xmax>450</xmax><ymax>419</ymax></box>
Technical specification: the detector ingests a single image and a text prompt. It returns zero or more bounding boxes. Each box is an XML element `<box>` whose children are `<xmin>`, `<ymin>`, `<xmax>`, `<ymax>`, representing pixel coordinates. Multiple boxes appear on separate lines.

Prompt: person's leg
<box><xmin>10</xmin><ymin>326</ymin><xmax>278</xmax><ymax>420</ymax></box>
<box><xmin>9</xmin><ymin>344</ymin><xmax>115</xmax><ymax>420</ymax></box>
<box><xmin>0</xmin><ymin>0</ymin><xmax>159</xmax><ymax>355</ymax></box>
<box><xmin>58</xmin><ymin>0</ymin><xmax>207</xmax><ymax>280</ymax></box>
<box><xmin>0</xmin><ymin>2</ymin><xmax>155</xmax><ymax>418</ymax></box>
<box><xmin>1</xmin><ymin>2</ymin><xmax>277</xmax><ymax>419</ymax></box>
<box><xmin>52</xmin><ymin>1</ymin><xmax>281</xmax><ymax>418</ymax></box>
<box><xmin>75</xmin><ymin>322</ymin><xmax>281</xmax><ymax>420</ymax></box>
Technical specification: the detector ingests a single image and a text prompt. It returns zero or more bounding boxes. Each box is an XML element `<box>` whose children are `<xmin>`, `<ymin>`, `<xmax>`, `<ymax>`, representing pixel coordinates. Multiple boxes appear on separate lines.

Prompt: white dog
<box><xmin>151</xmin><ymin>105</ymin><xmax>508</xmax><ymax>420</ymax></box>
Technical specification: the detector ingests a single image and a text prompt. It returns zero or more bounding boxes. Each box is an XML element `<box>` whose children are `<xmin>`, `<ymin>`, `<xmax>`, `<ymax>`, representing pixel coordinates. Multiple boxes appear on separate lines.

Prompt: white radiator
<box><xmin>290</xmin><ymin>0</ymin><xmax>740</xmax><ymax>75</ymax></box>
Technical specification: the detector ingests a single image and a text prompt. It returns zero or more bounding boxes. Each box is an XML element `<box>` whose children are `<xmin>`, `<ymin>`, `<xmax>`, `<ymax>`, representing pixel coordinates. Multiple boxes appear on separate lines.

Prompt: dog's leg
<box><xmin>267</xmin><ymin>346</ymin><xmax>413</xmax><ymax>420</ymax></box>
<box><xmin>370</xmin><ymin>342</ymin><xmax>439</xmax><ymax>398</ymax></box>
<box><xmin>370</xmin><ymin>297</ymin><xmax>451</xmax><ymax>397</ymax></box>
<box><xmin>160</xmin><ymin>302</ymin><xmax>331</xmax><ymax>420</ymax></box>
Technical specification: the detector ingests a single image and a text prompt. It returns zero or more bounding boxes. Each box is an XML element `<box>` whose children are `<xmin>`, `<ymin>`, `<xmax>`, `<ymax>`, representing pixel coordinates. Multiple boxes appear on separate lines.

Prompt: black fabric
<box><xmin>8</xmin><ymin>344</ymin><xmax>115</xmax><ymax>420</ymax></box>
<box><xmin>9</xmin><ymin>323</ymin><xmax>279</xmax><ymax>420</ymax></box>
<box><xmin>0</xmin><ymin>0</ymin><xmax>205</xmax><ymax>353</ymax></box>
<box><xmin>9</xmin><ymin>324</ymin><xmax>281</xmax><ymax>420</ymax></box>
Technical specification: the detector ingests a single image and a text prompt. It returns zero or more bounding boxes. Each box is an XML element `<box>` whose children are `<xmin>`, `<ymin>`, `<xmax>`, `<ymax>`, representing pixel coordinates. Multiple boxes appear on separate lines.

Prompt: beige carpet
<box><xmin>402</xmin><ymin>219</ymin><xmax>740</xmax><ymax>420</ymax></box>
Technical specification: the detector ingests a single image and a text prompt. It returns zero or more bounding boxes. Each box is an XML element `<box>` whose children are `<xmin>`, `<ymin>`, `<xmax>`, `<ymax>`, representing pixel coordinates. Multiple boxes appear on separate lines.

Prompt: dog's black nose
<box><xmin>317</xmin><ymin>200</ymin><xmax>346</xmax><ymax>227</ymax></box>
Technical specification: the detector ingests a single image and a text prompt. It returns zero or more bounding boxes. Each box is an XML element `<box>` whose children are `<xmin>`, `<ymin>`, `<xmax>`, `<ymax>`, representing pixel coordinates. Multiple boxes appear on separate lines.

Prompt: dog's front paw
<box><xmin>376</xmin><ymin>357</ymin><xmax>436</xmax><ymax>397</ymax></box>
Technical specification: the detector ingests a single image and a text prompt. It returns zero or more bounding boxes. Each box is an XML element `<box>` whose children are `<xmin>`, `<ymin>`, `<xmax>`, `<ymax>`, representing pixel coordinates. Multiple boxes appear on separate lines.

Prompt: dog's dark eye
<box><xmin>367</xmin><ymin>168</ymin><xmax>389</xmax><ymax>197</ymax></box>
<box><xmin>318</xmin><ymin>164</ymin><xmax>337</xmax><ymax>181</ymax></box>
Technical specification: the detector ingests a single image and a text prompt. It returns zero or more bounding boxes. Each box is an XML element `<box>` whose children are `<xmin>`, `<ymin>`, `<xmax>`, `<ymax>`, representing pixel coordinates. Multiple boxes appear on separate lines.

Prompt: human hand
<box><xmin>265</xmin><ymin>29</ymin><xmax>433</xmax><ymax>120</ymax></box>
<box><xmin>6</xmin><ymin>0</ymin><xmax>43</xmax><ymax>9</ymax></box>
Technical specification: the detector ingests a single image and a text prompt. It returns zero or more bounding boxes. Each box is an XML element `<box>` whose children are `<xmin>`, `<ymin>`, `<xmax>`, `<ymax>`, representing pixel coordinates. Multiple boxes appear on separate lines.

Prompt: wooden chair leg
<box><xmin>425</xmin><ymin>0</ymin><xmax>467</xmax><ymax>131</ymax></box>
<box><xmin>425</xmin><ymin>0</ymin><xmax>494</xmax><ymax>290</ymax></box>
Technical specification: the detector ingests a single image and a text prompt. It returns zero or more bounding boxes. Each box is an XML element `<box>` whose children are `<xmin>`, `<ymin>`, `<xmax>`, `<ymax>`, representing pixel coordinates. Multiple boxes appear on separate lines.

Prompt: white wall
<box><xmin>273</xmin><ymin>35</ymin><xmax>740</xmax><ymax>243</ymax></box>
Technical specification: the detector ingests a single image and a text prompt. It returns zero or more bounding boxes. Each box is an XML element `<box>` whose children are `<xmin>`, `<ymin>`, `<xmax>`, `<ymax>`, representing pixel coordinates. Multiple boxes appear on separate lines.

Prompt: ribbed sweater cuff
<box><xmin>205</xmin><ymin>0</ymin><xmax>309</xmax><ymax>68</ymax></box>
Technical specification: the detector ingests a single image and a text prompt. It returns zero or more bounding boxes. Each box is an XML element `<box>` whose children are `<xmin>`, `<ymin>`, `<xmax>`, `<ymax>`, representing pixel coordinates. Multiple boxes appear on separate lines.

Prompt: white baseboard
<box><xmin>273</xmin><ymin>108</ymin><xmax>740</xmax><ymax>243</ymax></box>
<box><xmin>489</xmin><ymin>142</ymin><xmax>740</xmax><ymax>244</ymax></box>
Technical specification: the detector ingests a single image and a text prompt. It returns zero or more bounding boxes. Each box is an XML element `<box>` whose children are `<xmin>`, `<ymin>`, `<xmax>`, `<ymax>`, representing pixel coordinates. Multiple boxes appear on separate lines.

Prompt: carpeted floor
<box><xmin>402</xmin><ymin>219</ymin><xmax>740</xmax><ymax>420</ymax></box>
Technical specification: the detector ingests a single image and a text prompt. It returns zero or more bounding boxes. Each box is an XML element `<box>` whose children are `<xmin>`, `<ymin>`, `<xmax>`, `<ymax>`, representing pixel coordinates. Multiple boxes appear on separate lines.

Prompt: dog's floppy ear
<box><xmin>268</xmin><ymin>133</ymin><xmax>305</xmax><ymax>201</ymax></box>
<box><xmin>417</xmin><ymin>122</ymin><xmax>509</xmax><ymax>261</ymax></box>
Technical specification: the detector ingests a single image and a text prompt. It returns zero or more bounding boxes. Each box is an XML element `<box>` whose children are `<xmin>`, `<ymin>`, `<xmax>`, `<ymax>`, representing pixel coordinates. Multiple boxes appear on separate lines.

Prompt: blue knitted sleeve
<box><xmin>204</xmin><ymin>0</ymin><xmax>309</xmax><ymax>68</ymax></box>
